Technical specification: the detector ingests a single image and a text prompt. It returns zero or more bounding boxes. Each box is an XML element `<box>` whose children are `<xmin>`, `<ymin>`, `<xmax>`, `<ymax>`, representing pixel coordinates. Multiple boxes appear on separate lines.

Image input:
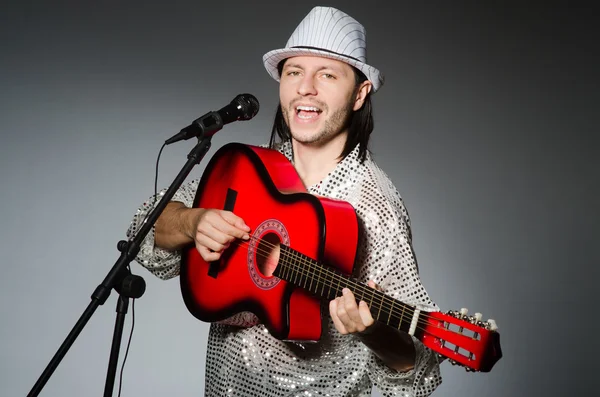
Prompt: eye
<box><xmin>286</xmin><ymin>70</ymin><xmax>301</xmax><ymax>76</ymax></box>
<box><xmin>322</xmin><ymin>73</ymin><xmax>336</xmax><ymax>79</ymax></box>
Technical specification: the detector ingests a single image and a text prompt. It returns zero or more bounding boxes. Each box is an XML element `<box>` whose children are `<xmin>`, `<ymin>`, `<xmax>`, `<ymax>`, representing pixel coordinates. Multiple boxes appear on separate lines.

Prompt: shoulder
<box><xmin>353</xmin><ymin>157</ymin><xmax>412</xmax><ymax>235</ymax></box>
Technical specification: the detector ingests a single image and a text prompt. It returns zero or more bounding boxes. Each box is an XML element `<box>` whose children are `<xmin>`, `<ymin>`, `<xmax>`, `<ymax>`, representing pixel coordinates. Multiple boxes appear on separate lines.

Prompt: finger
<box><xmin>367</xmin><ymin>280</ymin><xmax>382</xmax><ymax>291</ymax></box>
<box><xmin>213</xmin><ymin>216</ymin><xmax>250</xmax><ymax>240</ymax></box>
<box><xmin>337</xmin><ymin>294</ymin><xmax>363</xmax><ymax>334</ymax></box>
<box><xmin>220</xmin><ymin>211</ymin><xmax>251</xmax><ymax>234</ymax></box>
<box><xmin>197</xmin><ymin>222</ymin><xmax>236</xmax><ymax>246</ymax></box>
<box><xmin>341</xmin><ymin>288</ymin><xmax>363</xmax><ymax>326</ymax></box>
<box><xmin>200</xmin><ymin>212</ymin><xmax>248</xmax><ymax>242</ymax></box>
<box><xmin>197</xmin><ymin>245</ymin><xmax>221</xmax><ymax>262</ymax></box>
<box><xmin>358</xmin><ymin>300</ymin><xmax>375</xmax><ymax>327</ymax></box>
<box><xmin>195</xmin><ymin>231</ymin><xmax>229</xmax><ymax>253</ymax></box>
<box><xmin>329</xmin><ymin>299</ymin><xmax>348</xmax><ymax>334</ymax></box>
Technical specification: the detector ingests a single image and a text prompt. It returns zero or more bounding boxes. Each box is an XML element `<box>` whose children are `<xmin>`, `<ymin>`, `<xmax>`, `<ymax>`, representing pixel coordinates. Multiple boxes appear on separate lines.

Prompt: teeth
<box><xmin>296</xmin><ymin>106</ymin><xmax>320</xmax><ymax>112</ymax></box>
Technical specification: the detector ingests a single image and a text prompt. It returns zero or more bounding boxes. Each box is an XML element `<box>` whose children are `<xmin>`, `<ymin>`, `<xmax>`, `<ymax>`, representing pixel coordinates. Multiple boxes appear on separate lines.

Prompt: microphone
<box><xmin>165</xmin><ymin>93</ymin><xmax>259</xmax><ymax>145</ymax></box>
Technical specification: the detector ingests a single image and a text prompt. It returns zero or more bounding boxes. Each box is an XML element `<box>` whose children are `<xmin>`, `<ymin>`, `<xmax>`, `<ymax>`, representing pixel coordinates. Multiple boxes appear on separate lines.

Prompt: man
<box><xmin>127</xmin><ymin>6</ymin><xmax>442</xmax><ymax>396</ymax></box>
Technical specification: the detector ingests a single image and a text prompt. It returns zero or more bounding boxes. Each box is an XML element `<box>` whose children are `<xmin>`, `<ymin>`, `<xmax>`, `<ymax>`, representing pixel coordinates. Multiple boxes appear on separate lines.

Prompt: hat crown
<box><xmin>284</xmin><ymin>6</ymin><xmax>368</xmax><ymax>63</ymax></box>
<box><xmin>262</xmin><ymin>6</ymin><xmax>383</xmax><ymax>92</ymax></box>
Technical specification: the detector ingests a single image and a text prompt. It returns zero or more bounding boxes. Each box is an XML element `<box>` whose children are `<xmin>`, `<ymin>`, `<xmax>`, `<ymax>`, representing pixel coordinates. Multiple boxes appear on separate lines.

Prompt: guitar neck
<box><xmin>274</xmin><ymin>245</ymin><xmax>425</xmax><ymax>337</ymax></box>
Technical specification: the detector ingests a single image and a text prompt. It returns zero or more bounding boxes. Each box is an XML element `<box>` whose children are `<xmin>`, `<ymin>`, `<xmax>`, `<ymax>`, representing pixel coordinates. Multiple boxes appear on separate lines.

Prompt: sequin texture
<box><xmin>127</xmin><ymin>141</ymin><xmax>442</xmax><ymax>396</ymax></box>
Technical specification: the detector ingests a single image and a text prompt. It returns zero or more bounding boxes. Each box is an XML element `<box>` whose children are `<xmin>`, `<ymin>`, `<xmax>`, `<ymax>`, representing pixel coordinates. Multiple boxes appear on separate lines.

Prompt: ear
<box><xmin>353</xmin><ymin>80</ymin><xmax>373</xmax><ymax>111</ymax></box>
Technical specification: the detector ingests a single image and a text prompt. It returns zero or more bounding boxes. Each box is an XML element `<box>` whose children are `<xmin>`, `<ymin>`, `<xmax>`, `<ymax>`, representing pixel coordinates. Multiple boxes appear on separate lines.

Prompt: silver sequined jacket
<box><xmin>127</xmin><ymin>141</ymin><xmax>442</xmax><ymax>396</ymax></box>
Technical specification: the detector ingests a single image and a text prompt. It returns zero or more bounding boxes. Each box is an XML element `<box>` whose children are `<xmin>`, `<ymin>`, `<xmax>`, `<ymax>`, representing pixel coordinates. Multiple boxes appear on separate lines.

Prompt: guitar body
<box><xmin>179</xmin><ymin>143</ymin><xmax>502</xmax><ymax>372</ymax></box>
<box><xmin>180</xmin><ymin>142</ymin><xmax>359</xmax><ymax>341</ymax></box>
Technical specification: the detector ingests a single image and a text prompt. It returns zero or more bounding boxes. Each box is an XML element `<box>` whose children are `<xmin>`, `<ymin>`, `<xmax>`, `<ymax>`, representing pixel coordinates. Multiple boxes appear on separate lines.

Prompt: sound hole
<box><xmin>256</xmin><ymin>232</ymin><xmax>281</xmax><ymax>277</ymax></box>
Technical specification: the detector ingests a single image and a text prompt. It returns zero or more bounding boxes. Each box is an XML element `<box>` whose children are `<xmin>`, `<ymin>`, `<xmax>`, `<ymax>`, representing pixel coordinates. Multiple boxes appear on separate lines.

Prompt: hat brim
<box><xmin>263</xmin><ymin>48</ymin><xmax>384</xmax><ymax>92</ymax></box>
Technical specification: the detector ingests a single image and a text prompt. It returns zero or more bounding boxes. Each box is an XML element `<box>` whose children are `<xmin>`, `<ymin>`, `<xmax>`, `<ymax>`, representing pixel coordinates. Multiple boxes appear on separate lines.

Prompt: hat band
<box><xmin>290</xmin><ymin>46</ymin><xmax>361</xmax><ymax>62</ymax></box>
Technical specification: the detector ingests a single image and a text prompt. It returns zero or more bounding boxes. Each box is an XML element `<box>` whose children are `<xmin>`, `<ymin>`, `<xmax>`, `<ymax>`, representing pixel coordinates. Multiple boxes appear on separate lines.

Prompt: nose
<box><xmin>297</xmin><ymin>75</ymin><xmax>317</xmax><ymax>96</ymax></box>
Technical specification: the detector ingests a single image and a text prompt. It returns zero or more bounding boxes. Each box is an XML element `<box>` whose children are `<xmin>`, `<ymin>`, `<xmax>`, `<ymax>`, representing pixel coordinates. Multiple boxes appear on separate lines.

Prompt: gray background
<box><xmin>1</xmin><ymin>1</ymin><xmax>597</xmax><ymax>396</ymax></box>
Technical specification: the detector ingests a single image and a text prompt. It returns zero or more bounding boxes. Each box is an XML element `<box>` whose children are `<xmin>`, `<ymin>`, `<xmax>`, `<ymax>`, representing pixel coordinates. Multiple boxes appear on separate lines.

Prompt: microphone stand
<box><xmin>27</xmin><ymin>134</ymin><xmax>215</xmax><ymax>397</ymax></box>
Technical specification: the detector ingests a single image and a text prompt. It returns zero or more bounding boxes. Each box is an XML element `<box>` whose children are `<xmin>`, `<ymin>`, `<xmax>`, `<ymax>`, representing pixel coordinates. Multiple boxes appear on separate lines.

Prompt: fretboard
<box><xmin>273</xmin><ymin>245</ymin><xmax>422</xmax><ymax>334</ymax></box>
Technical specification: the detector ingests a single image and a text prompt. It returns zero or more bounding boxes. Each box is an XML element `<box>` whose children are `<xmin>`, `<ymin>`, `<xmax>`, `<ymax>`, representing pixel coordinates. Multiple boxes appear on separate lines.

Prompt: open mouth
<box><xmin>295</xmin><ymin>105</ymin><xmax>322</xmax><ymax>120</ymax></box>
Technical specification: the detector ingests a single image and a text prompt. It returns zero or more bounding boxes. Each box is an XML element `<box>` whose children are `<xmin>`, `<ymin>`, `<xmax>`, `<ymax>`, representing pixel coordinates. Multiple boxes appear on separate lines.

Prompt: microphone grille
<box><xmin>233</xmin><ymin>93</ymin><xmax>260</xmax><ymax>120</ymax></box>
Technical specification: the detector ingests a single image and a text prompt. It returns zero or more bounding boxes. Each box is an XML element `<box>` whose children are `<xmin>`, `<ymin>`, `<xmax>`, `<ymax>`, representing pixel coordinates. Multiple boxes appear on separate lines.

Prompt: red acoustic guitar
<box><xmin>180</xmin><ymin>143</ymin><xmax>502</xmax><ymax>372</ymax></box>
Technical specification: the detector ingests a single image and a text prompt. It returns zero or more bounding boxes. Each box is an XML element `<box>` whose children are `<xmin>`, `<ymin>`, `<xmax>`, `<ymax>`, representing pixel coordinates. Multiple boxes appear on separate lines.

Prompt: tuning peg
<box><xmin>487</xmin><ymin>319</ymin><xmax>498</xmax><ymax>331</ymax></box>
<box><xmin>471</xmin><ymin>312</ymin><xmax>483</xmax><ymax>325</ymax></box>
<box><xmin>460</xmin><ymin>308</ymin><xmax>468</xmax><ymax>318</ymax></box>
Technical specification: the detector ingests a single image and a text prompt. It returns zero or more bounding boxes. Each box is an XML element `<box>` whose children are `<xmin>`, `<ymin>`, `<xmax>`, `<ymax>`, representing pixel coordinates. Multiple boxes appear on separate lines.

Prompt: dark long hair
<box><xmin>268</xmin><ymin>61</ymin><xmax>374</xmax><ymax>163</ymax></box>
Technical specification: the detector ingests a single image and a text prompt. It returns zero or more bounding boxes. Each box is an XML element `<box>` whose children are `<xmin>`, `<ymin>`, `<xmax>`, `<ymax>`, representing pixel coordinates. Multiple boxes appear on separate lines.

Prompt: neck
<box><xmin>292</xmin><ymin>132</ymin><xmax>347</xmax><ymax>188</ymax></box>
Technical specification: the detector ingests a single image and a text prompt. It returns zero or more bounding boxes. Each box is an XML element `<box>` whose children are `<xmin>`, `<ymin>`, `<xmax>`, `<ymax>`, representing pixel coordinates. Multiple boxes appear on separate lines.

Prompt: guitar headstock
<box><xmin>421</xmin><ymin>308</ymin><xmax>502</xmax><ymax>372</ymax></box>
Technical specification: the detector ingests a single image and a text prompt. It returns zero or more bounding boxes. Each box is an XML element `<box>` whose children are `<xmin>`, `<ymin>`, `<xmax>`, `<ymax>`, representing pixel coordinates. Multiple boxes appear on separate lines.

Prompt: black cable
<box><xmin>116</xmin><ymin>141</ymin><xmax>166</xmax><ymax>396</ymax></box>
<box><xmin>153</xmin><ymin>143</ymin><xmax>167</xmax><ymax>206</ymax></box>
<box><xmin>117</xmin><ymin>297</ymin><xmax>135</xmax><ymax>397</ymax></box>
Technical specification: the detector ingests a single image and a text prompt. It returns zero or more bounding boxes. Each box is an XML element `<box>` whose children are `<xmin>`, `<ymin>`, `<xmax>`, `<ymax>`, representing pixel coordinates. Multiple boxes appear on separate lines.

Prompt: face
<box><xmin>279</xmin><ymin>56</ymin><xmax>371</xmax><ymax>147</ymax></box>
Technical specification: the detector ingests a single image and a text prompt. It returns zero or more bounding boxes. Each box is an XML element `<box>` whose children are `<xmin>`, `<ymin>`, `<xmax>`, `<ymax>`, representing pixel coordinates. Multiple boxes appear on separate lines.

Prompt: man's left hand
<box><xmin>329</xmin><ymin>280</ymin><xmax>379</xmax><ymax>334</ymax></box>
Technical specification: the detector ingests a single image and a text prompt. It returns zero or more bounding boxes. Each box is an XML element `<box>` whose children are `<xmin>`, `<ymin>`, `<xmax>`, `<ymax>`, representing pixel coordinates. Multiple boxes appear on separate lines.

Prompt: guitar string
<box><xmin>232</xmin><ymin>238</ymin><xmax>482</xmax><ymax>356</ymax></box>
<box><xmin>207</xmin><ymin>235</ymin><xmax>483</xmax><ymax>339</ymax></box>
<box><xmin>193</xmin><ymin>236</ymin><xmax>485</xmax><ymax>366</ymax></box>
<box><xmin>241</xmin><ymin>237</ymin><xmax>437</xmax><ymax>336</ymax></box>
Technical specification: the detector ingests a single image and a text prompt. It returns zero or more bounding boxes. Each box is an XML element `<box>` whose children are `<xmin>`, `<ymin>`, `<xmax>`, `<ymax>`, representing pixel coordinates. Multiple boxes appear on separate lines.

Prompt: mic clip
<box><xmin>165</xmin><ymin>111</ymin><xmax>223</xmax><ymax>145</ymax></box>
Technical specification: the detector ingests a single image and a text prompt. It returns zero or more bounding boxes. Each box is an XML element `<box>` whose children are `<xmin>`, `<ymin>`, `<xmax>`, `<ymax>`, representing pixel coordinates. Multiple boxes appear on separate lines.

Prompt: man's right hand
<box><xmin>189</xmin><ymin>208</ymin><xmax>251</xmax><ymax>262</ymax></box>
<box><xmin>154</xmin><ymin>202</ymin><xmax>250</xmax><ymax>261</ymax></box>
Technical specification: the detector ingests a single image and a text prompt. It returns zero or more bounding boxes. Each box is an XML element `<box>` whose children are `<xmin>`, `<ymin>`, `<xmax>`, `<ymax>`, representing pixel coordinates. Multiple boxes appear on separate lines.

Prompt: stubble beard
<box><xmin>282</xmin><ymin>100</ymin><xmax>354</xmax><ymax>146</ymax></box>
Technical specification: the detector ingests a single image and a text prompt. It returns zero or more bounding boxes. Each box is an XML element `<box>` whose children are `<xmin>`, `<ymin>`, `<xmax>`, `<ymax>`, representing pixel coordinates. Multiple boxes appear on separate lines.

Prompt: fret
<box><xmin>292</xmin><ymin>250</ymin><xmax>300</xmax><ymax>285</ymax></box>
<box><xmin>288</xmin><ymin>248</ymin><xmax>294</xmax><ymax>281</ymax></box>
<box><xmin>326</xmin><ymin>273</ymin><xmax>335</xmax><ymax>300</ymax></box>
<box><xmin>331</xmin><ymin>269</ymin><xmax>339</xmax><ymax>298</ymax></box>
<box><xmin>321</xmin><ymin>264</ymin><xmax>328</xmax><ymax>297</ymax></box>
<box><xmin>305</xmin><ymin>255</ymin><xmax>315</xmax><ymax>291</ymax></box>
<box><xmin>399</xmin><ymin>302</ymin><xmax>406</xmax><ymax>331</ymax></box>
<box><xmin>355</xmin><ymin>283</ymin><xmax>363</xmax><ymax>302</ymax></box>
<box><xmin>320</xmin><ymin>264</ymin><xmax>330</xmax><ymax>299</ymax></box>
<box><xmin>318</xmin><ymin>261</ymin><xmax>326</xmax><ymax>297</ymax></box>
<box><xmin>275</xmin><ymin>247</ymin><xmax>282</xmax><ymax>279</ymax></box>
<box><xmin>365</xmin><ymin>288</ymin><xmax>374</xmax><ymax>308</ymax></box>
<box><xmin>283</xmin><ymin>246</ymin><xmax>291</xmax><ymax>282</ymax></box>
<box><xmin>286</xmin><ymin>246</ymin><xmax>294</xmax><ymax>282</ymax></box>
<box><xmin>330</xmin><ymin>272</ymin><xmax>340</xmax><ymax>300</ymax></box>
<box><xmin>321</xmin><ymin>268</ymin><xmax>328</xmax><ymax>299</ymax></box>
<box><xmin>308</xmin><ymin>255</ymin><xmax>316</xmax><ymax>293</ymax></box>
<box><xmin>300</xmin><ymin>253</ymin><xmax>309</xmax><ymax>290</ymax></box>
<box><xmin>376</xmin><ymin>290</ymin><xmax>384</xmax><ymax>320</ymax></box>
<box><xmin>306</xmin><ymin>255</ymin><xmax>314</xmax><ymax>291</ymax></box>
<box><xmin>287</xmin><ymin>249</ymin><xmax>294</xmax><ymax>281</ymax></box>
<box><xmin>281</xmin><ymin>246</ymin><xmax>289</xmax><ymax>280</ymax></box>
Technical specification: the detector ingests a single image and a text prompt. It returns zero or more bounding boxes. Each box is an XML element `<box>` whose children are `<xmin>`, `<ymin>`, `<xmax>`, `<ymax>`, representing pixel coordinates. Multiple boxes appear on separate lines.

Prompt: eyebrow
<box><xmin>283</xmin><ymin>62</ymin><xmax>348</xmax><ymax>76</ymax></box>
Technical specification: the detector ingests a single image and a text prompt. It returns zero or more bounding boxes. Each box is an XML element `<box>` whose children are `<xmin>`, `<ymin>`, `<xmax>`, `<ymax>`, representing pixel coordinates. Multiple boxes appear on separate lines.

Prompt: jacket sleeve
<box><xmin>125</xmin><ymin>178</ymin><xmax>261</xmax><ymax>327</ymax></box>
<box><xmin>352</xmin><ymin>176</ymin><xmax>443</xmax><ymax>396</ymax></box>
<box><xmin>125</xmin><ymin>179</ymin><xmax>200</xmax><ymax>280</ymax></box>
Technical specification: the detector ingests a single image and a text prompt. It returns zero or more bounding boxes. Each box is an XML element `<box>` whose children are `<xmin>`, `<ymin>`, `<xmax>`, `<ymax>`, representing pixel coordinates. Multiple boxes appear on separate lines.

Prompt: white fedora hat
<box><xmin>263</xmin><ymin>6</ymin><xmax>384</xmax><ymax>92</ymax></box>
